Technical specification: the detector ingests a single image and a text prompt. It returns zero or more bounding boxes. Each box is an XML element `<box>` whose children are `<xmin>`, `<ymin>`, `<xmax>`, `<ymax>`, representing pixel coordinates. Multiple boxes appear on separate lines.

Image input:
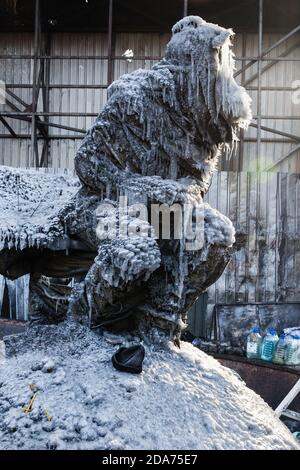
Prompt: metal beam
<box><xmin>107</xmin><ymin>0</ymin><xmax>114</xmax><ymax>86</ymax></box>
<box><xmin>234</xmin><ymin>23</ymin><xmax>300</xmax><ymax>78</ymax></box>
<box><xmin>0</xmin><ymin>116</ymin><xmax>17</xmax><ymax>138</ymax></box>
<box><xmin>32</xmin><ymin>120</ymin><xmax>86</xmax><ymax>134</ymax></box>
<box><xmin>243</xmin><ymin>40</ymin><xmax>300</xmax><ymax>87</ymax></box>
<box><xmin>250</xmin><ymin>122</ymin><xmax>300</xmax><ymax>142</ymax></box>
<box><xmin>40</xmin><ymin>32</ymin><xmax>51</xmax><ymax>168</ymax></box>
<box><xmin>275</xmin><ymin>379</ymin><xmax>300</xmax><ymax>417</ymax></box>
<box><xmin>4</xmin><ymin>112</ymin><xmax>300</xmax><ymax>119</ymax></box>
<box><xmin>4</xmin><ymin>84</ymin><xmax>298</xmax><ymax>91</ymax></box>
<box><xmin>1</xmin><ymin>54</ymin><xmax>300</xmax><ymax>61</ymax></box>
<box><xmin>5</xmin><ymin>88</ymin><xmax>28</xmax><ymax>108</ymax></box>
<box><xmin>257</xmin><ymin>0</ymin><xmax>263</xmax><ymax>172</ymax></box>
<box><xmin>5</xmin><ymin>84</ymin><xmax>108</xmax><ymax>89</ymax></box>
<box><xmin>238</xmin><ymin>32</ymin><xmax>247</xmax><ymax>172</ymax></box>
<box><xmin>264</xmin><ymin>143</ymin><xmax>300</xmax><ymax>171</ymax></box>
<box><xmin>31</xmin><ymin>0</ymin><xmax>40</xmax><ymax>168</ymax></box>
<box><xmin>183</xmin><ymin>0</ymin><xmax>188</xmax><ymax>17</ymax></box>
<box><xmin>1</xmin><ymin>135</ymin><xmax>295</xmax><ymax>143</ymax></box>
<box><xmin>255</xmin><ymin>0</ymin><xmax>263</xmax><ymax>302</ymax></box>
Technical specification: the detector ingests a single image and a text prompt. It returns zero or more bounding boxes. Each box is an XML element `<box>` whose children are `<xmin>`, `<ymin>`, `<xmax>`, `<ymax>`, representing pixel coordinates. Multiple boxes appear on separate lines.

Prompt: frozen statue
<box><xmin>0</xmin><ymin>17</ymin><xmax>251</xmax><ymax>344</ymax></box>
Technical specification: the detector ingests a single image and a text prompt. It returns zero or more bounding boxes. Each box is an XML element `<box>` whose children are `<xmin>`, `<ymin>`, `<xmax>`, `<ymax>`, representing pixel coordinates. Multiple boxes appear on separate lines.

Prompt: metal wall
<box><xmin>0</xmin><ymin>31</ymin><xmax>299</xmax><ymax>170</ymax></box>
<box><xmin>0</xmin><ymin>275</ymin><xmax>29</xmax><ymax>321</ymax></box>
<box><xmin>188</xmin><ymin>170</ymin><xmax>300</xmax><ymax>337</ymax></box>
<box><xmin>205</xmin><ymin>171</ymin><xmax>300</xmax><ymax>305</ymax></box>
<box><xmin>0</xmin><ymin>31</ymin><xmax>299</xmax><ymax>323</ymax></box>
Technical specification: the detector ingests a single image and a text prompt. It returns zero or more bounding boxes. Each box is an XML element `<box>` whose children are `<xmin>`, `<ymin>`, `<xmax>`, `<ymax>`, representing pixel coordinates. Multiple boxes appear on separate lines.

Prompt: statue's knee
<box><xmin>94</xmin><ymin>236</ymin><xmax>161</xmax><ymax>287</ymax></box>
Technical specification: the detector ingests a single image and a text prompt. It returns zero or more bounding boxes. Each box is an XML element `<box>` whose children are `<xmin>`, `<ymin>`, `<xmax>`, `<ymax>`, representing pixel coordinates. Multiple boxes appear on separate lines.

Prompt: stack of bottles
<box><xmin>246</xmin><ymin>326</ymin><xmax>300</xmax><ymax>366</ymax></box>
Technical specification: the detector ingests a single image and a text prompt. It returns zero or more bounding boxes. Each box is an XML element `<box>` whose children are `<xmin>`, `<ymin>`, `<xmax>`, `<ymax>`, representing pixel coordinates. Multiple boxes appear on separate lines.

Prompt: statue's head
<box><xmin>166</xmin><ymin>16</ymin><xmax>252</xmax><ymax>133</ymax></box>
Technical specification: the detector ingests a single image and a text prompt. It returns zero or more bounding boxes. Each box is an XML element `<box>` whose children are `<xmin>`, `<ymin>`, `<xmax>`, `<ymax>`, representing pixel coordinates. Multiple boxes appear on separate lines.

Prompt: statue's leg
<box><xmin>144</xmin><ymin>203</ymin><xmax>236</xmax><ymax>341</ymax></box>
<box><xmin>28</xmin><ymin>249</ymin><xmax>96</xmax><ymax>324</ymax></box>
<box><xmin>144</xmin><ymin>240</ymin><xmax>234</xmax><ymax>341</ymax></box>
<box><xmin>69</xmin><ymin>236</ymin><xmax>161</xmax><ymax>331</ymax></box>
<box><xmin>29</xmin><ymin>275</ymin><xmax>71</xmax><ymax>324</ymax></box>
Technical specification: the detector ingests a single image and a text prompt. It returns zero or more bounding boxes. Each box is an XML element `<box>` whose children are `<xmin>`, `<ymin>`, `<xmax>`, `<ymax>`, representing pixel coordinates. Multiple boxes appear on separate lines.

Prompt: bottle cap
<box><xmin>267</xmin><ymin>328</ymin><xmax>277</xmax><ymax>336</ymax></box>
<box><xmin>251</xmin><ymin>326</ymin><xmax>260</xmax><ymax>333</ymax></box>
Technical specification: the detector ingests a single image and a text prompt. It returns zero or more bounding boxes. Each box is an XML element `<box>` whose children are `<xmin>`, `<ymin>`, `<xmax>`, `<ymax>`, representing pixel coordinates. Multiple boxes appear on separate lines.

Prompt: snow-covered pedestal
<box><xmin>0</xmin><ymin>322</ymin><xmax>298</xmax><ymax>450</ymax></box>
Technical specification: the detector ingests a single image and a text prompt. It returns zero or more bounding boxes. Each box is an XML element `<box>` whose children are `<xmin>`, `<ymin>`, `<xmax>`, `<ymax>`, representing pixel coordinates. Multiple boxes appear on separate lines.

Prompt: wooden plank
<box><xmin>281</xmin><ymin>409</ymin><xmax>300</xmax><ymax>422</ymax></box>
<box><xmin>275</xmin><ymin>379</ymin><xmax>300</xmax><ymax>417</ymax></box>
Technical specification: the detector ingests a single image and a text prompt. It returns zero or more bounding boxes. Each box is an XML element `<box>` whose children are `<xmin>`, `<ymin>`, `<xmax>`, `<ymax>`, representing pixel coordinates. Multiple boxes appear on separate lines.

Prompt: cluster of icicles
<box><xmin>0</xmin><ymin>220</ymin><xmax>64</xmax><ymax>251</ymax></box>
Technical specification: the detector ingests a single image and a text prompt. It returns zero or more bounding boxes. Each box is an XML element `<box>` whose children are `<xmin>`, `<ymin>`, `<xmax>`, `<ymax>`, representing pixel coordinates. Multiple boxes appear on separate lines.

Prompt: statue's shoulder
<box><xmin>107</xmin><ymin>64</ymin><xmax>174</xmax><ymax>101</ymax></box>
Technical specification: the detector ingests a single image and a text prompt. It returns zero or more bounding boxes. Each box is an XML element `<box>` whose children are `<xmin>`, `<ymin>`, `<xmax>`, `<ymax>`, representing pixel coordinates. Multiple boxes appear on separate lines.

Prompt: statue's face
<box><xmin>166</xmin><ymin>16</ymin><xmax>252</xmax><ymax>131</ymax></box>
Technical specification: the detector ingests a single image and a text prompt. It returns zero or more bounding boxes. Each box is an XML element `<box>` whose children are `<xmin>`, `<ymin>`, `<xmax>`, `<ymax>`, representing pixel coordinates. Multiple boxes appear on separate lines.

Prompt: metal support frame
<box><xmin>257</xmin><ymin>0</ymin><xmax>263</xmax><ymax>171</ymax></box>
<box><xmin>0</xmin><ymin>0</ymin><xmax>299</xmax><ymax>170</ymax></box>
<box><xmin>0</xmin><ymin>116</ymin><xmax>17</xmax><ymax>137</ymax></box>
<box><xmin>234</xmin><ymin>24</ymin><xmax>300</xmax><ymax>79</ymax></box>
<box><xmin>39</xmin><ymin>32</ymin><xmax>51</xmax><ymax>167</ymax></box>
<box><xmin>31</xmin><ymin>0</ymin><xmax>40</xmax><ymax>167</ymax></box>
<box><xmin>183</xmin><ymin>0</ymin><xmax>188</xmax><ymax>17</ymax></box>
<box><xmin>243</xmin><ymin>41</ymin><xmax>300</xmax><ymax>87</ymax></box>
<box><xmin>275</xmin><ymin>379</ymin><xmax>300</xmax><ymax>419</ymax></box>
<box><xmin>107</xmin><ymin>0</ymin><xmax>114</xmax><ymax>86</ymax></box>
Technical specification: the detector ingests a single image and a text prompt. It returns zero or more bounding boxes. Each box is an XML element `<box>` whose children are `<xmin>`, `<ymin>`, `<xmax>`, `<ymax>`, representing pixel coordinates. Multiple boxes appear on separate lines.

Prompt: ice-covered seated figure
<box><xmin>66</xmin><ymin>15</ymin><xmax>251</xmax><ymax>340</ymax></box>
<box><xmin>0</xmin><ymin>16</ymin><xmax>251</xmax><ymax>343</ymax></box>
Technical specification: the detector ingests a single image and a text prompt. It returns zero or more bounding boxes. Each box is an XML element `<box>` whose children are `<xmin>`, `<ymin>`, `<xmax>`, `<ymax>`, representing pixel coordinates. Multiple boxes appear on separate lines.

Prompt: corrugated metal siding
<box><xmin>188</xmin><ymin>170</ymin><xmax>300</xmax><ymax>337</ymax></box>
<box><xmin>50</xmin><ymin>33</ymin><xmax>108</xmax><ymax>133</ymax></box>
<box><xmin>237</xmin><ymin>32</ymin><xmax>300</xmax><ymax>172</ymax></box>
<box><xmin>0</xmin><ymin>31</ymin><xmax>299</xmax><ymax>169</ymax></box>
<box><xmin>204</xmin><ymin>171</ymin><xmax>300</xmax><ymax>305</ymax></box>
<box><xmin>0</xmin><ymin>32</ymin><xmax>33</xmax><ymax>166</ymax></box>
<box><xmin>0</xmin><ymin>275</ymin><xmax>29</xmax><ymax>321</ymax></box>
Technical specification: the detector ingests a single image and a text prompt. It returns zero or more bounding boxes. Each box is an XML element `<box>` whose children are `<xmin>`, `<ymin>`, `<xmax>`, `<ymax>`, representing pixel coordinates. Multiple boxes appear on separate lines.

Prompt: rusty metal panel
<box><xmin>215</xmin><ymin>354</ymin><xmax>300</xmax><ymax>410</ymax></box>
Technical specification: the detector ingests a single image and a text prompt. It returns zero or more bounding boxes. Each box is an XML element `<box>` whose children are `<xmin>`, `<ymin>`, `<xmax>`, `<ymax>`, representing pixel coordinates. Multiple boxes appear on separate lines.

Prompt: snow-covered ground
<box><xmin>0</xmin><ymin>321</ymin><xmax>298</xmax><ymax>450</ymax></box>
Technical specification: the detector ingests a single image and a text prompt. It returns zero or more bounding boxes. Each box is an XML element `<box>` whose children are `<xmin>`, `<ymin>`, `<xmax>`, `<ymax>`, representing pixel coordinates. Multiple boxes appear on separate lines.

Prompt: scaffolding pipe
<box><xmin>31</xmin><ymin>0</ymin><xmax>40</xmax><ymax>168</ymax></box>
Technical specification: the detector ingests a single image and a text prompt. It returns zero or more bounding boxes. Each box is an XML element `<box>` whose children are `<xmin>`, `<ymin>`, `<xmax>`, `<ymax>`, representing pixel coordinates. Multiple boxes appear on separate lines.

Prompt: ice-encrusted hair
<box><xmin>166</xmin><ymin>16</ymin><xmax>252</xmax><ymax>132</ymax></box>
<box><xmin>75</xmin><ymin>16</ymin><xmax>252</xmax><ymax>193</ymax></box>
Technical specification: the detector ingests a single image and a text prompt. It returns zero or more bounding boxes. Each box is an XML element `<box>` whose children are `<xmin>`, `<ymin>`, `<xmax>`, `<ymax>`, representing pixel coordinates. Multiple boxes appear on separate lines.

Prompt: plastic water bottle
<box><xmin>246</xmin><ymin>326</ymin><xmax>262</xmax><ymax>359</ymax></box>
<box><xmin>293</xmin><ymin>335</ymin><xmax>300</xmax><ymax>366</ymax></box>
<box><xmin>260</xmin><ymin>329</ymin><xmax>279</xmax><ymax>362</ymax></box>
<box><xmin>285</xmin><ymin>335</ymin><xmax>300</xmax><ymax>366</ymax></box>
<box><xmin>272</xmin><ymin>333</ymin><xmax>288</xmax><ymax>365</ymax></box>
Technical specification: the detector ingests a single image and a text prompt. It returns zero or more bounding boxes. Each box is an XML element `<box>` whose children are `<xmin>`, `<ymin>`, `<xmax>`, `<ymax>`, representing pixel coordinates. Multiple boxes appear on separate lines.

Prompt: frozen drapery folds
<box><xmin>0</xmin><ymin>17</ymin><xmax>251</xmax><ymax>341</ymax></box>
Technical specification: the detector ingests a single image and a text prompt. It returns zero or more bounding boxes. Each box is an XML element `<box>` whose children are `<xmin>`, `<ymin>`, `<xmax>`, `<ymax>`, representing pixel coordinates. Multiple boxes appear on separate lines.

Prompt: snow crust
<box><xmin>0</xmin><ymin>322</ymin><xmax>298</xmax><ymax>450</ymax></box>
<box><xmin>0</xmin><ymin>166</ymin><xmax>79</xmax><ymax>251</ymax></box>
